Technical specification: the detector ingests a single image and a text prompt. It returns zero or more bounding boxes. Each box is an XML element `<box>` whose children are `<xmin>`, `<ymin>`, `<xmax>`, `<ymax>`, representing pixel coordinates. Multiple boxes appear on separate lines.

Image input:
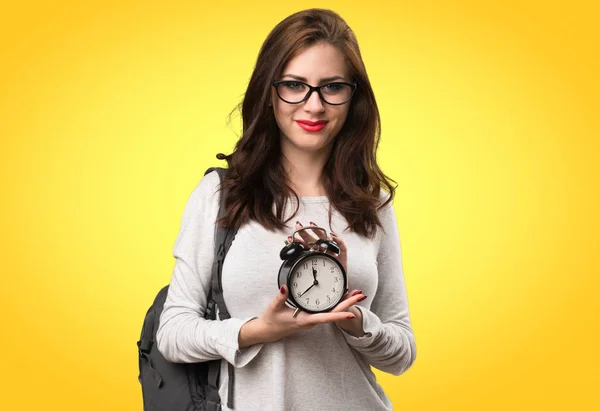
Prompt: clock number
<box><xmin>332</xmin><ymin>287</ymin><xmax>336</xmax><ymax>293</ymax></box>
<box><xmin>296</xmin><ymin>272</ymin><xmax>302</xmax><ymax>278</ymax></box>
<box><xmin>306</xmin><ymin>298</ymin><xmax>309</xmax><ymax>305</ymax></box>
<box><xmin>323</xmin><ymin>260</ymin><xmax>326</xmax><ymax>266</ymax></box>
<box><xmin>293</xmin><ymin>282</ymin><xmax>298</xmax><ymax>287</ymax></box>
<box><xmin>312</xmin><ymin>259</ymin><xmax>318</xmax><ymax>266</ymax></box>
<box><xmin>330</xmin><ymin>267</ymin><xmax>335</xmax><ymax>273</ymax></box>
<box><xmin>304</xmin><ymin>263</ymin><xmax>308</xmax><ymax>269</ymax></box>
<box><xmin>296</xmin><ymin>292</ymin><xmax>301</xmax><ymax>298</ymax></box>
<box><xmin>327</xmin><ymin>295</ymin><xmax>331</xmax><ymax>303</ymax></box>
<box><xmin>316</xmin><ymin>299</ymin><xmax>320</xmax><ymax>306</ymax></box>
<box><xmin>334</xmin><ymin>276</ymin><xmax>338</xmax><ymax>282</ymax></box>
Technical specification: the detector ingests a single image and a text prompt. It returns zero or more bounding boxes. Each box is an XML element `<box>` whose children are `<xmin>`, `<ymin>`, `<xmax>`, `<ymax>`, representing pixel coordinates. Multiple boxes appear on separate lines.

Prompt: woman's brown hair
<box><xmin>216</xmin><ymin>8</ymin><xmax>396</xmax><ymax>238</ymax></box>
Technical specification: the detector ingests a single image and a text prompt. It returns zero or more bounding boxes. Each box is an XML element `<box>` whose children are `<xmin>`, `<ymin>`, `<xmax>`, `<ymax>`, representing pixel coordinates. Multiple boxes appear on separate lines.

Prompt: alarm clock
<box><xmin>277</xmin><ymin>227</ymin><xmax>347</xmax><ymax>314</ymax></box>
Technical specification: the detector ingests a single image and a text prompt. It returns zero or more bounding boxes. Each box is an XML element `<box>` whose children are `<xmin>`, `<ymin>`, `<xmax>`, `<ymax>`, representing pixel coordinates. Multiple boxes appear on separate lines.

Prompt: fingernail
<box><xmin>309</xmin><ymin>221</ymin><xmax>316</xmax><ymax>226</ymax></box>
<box><xmin>296</xmin><ymin>221</ymin><xmax>302</xmax><ymax>227</ymax></box>
<box><xmin>347</xmin><ymin>314</ymin><xmax>356</xmax><ymax>320</ymax></box>
<box><xmin>358</xmin><ymin>295</ymin><xmax>367</xmax><ymax>302</ymax></box>
<box><xmin>331</xmin><ymin>232</ymin><xmax>337</xmax><ymax>237</ymax></box>
<box><xmin>280</xmin><ymin>286</ymin><xmax>286</xmax><ymax>294</ymax></box>
<box><xmin>351</xmin><ymin>290</ymin><xmax>363</xmax><ymax>297</ymax></box>
<box><xmin>287</xmin><ymin>236</ymin><xmax>292</xmax><ymax>241</ymax></box>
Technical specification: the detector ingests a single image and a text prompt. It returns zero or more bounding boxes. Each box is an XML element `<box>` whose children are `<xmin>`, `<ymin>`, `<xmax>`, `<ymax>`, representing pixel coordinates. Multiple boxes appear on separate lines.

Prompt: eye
<box><xmin>324</xmin><ymin>83</ymin><xmax>342</xmax><ymax>91</ymax></box>
<box><xmin>283</xmin><ymin>81</ymin><xmax>305</xmax><ymax>90</ymax></box>
<box><xmin>321</xmin><ymin>83</ymin><xmax>346</xmax><ymax>94</ymax></box>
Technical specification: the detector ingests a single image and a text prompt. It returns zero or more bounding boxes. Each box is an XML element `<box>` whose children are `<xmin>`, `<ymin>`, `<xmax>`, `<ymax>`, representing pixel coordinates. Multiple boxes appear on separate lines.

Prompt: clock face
<box><xmin>288</xmin><ymin>253</ymin><xmax>346</xmax><ymax>312</ymax></box>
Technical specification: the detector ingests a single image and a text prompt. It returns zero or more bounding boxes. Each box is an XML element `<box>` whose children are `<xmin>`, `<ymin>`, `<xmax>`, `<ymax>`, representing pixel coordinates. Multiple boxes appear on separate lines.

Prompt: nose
<box><xmin>304</xmin><ymin>89</ymin><xmax>325</xmax><ymax>113</ymax></box>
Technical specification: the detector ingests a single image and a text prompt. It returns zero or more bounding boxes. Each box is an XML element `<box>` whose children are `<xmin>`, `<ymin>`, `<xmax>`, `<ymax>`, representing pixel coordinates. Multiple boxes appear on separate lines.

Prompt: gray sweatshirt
<box><xmin>156</xmin><ymin>170</ymin><xmax>416</xmax><ymax>410</ymax></box>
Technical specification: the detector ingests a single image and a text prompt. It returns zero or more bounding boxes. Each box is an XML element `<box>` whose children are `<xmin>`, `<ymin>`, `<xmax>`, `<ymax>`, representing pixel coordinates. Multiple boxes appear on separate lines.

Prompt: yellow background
<box><xmin>1</xmin><ymin>1</ymin><xmax>598</xmax><ymax>410</ymax></box>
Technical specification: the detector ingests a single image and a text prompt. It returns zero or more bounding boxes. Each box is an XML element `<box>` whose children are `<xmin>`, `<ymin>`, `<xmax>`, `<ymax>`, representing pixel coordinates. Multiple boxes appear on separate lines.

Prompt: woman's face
<box><xmin>272</xmin><ymin>42</ymin><xmax>352</xmax><ymax>156</ymax></box>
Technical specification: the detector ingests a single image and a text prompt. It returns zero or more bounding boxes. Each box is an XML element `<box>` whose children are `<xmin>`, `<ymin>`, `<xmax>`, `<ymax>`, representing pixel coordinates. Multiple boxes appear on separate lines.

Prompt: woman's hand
<box><xmin>238</xmin><ymin>284</ymin><xmax>365</xmax><ymax>348</ymax></box>
<box><xmin>334</xmin><ymin>289</ymin><xmax>367</xmax><ymax>338</ymax></box>
<box><xmin>239</xmin><ymin>221</ymin><xmax>367</xmax><ymax>348</ymax></box>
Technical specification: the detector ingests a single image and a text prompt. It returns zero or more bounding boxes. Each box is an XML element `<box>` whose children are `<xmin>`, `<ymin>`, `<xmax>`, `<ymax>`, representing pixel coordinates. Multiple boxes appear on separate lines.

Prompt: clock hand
<box><xmin>312</xmin><ymin>267</ymin><xmax>318</xmax><ymax>282</ymax></box>
<box><xmin>299</xmin><ymin>279</ymin><xmax>318</xmax><ymax>297</ymax></box>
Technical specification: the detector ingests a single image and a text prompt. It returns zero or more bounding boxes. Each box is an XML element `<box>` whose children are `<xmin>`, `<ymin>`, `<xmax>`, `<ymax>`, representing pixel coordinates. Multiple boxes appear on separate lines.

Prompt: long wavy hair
<box><xmin>216</xmin><ymin>8</ymin><xmax>396</xmax><ymax>238</ymax></box>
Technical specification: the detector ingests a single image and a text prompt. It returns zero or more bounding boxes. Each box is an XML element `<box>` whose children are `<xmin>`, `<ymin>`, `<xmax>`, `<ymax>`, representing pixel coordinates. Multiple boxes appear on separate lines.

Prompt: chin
<box><xmin>289</xmin><ymin>134</ymin><xmax>333</xmax><ymax>152</ymax></box>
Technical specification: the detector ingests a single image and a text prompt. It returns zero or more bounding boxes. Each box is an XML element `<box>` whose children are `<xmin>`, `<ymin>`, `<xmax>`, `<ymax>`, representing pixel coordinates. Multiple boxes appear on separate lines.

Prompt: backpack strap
<box><xmin>204</xmin><ymin>166</ymin><xmax>238</xmax><ymax>410</ymax></box>
<box><xmin>204</xmin><ymin>166</ymin><xmax>236</xmax><ymax>321</ymax></box>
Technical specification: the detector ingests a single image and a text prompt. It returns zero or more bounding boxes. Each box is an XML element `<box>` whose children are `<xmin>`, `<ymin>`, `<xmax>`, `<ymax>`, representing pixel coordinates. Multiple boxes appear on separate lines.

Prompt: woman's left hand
<box><xmin>293</xmin><ymin>221</ymin><xmax>366</xmax><ymax>338</ymax></box>
<box><xmin>334</xmin><ymin>289</ymin><xmax>366</xmax><ymax>337</ymax></box>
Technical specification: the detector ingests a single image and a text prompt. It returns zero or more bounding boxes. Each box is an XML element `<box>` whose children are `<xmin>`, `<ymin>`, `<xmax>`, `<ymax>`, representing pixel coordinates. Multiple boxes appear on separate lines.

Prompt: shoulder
<box><xmin>188</xmin><ymin>169</ymin><xmax>222</xmax><ymax>201</ymax></box>
<box><xmin>377</xmin><ymin>190</ymin><xmax>395</xmax><ymax>218</ymax></box>
<box><xmin>181</xmin><ymin>169</ymin><xmax>223</xmax><ymax>218</ymax></box>
<box><xmin>196</xmin><ymin>168</ymin><xmax>222</xmax><ymax>197</ymax></box>
<box><xmin>374</xmin><ymin>189</ymin><xmax>398</xmax><ymax>242</ymax></box>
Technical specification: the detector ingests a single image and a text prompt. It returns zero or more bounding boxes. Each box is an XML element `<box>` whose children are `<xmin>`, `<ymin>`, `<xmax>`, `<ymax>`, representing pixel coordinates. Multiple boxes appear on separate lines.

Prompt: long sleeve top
<box><xmin>156</xmin><ymin>170</ymin><xmax>416</xmax><ymax>410</ymax></box>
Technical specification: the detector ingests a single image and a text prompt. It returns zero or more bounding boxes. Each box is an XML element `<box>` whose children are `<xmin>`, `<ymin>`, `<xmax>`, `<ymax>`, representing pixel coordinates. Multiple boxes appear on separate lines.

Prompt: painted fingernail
<box><xmin>358</xmin><ymin>295</ymin><xmax>367</xmax><ymax>302</ymax></box>
<box><xmin>296</xmin><ymin>221</ymin><xmax>302</xmax><ymax>226</ymax></box>
<box><xmin>310</xmin><ymin>221</ymin><xmax>316</xmax><ymax>226</ymax></box>
<box><xmin>351</xmin><ymin>290</ymin><xmax>363</xmax><ymax>297</ymax></box>
<box><xmin>287</xmin><ymin>236</ymin><xmax>292</xmax><ymax>241</ymax></box>
<box><xmin>347</xmin><ymin>314</ymin><xmax>356</xmax><ymax>320</ymax></box>
<box><xmin>280</xmin><ymin>286</ymin><xmax>286</xmax><ymax>294</ymax></box>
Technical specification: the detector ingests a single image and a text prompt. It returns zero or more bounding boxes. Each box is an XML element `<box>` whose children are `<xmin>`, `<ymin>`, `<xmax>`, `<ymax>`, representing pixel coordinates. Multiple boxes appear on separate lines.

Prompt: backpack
<box><xmin>137</xmin><ymin>167</ymin><xmax>238</xmax><ymax>411</ymax></box>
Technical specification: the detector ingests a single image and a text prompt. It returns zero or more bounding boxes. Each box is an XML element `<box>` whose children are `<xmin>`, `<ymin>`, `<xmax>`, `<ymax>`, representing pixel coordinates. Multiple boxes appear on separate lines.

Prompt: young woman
<box><xmin>157</xmin><ymin>8</ymin><xmax>416</xmax><ymax>410</ymax></box>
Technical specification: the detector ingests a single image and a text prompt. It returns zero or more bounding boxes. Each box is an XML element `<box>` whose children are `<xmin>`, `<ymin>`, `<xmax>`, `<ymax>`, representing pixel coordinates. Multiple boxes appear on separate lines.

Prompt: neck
<box><xmin>281</xmin><ymin>145</ymin><xmax>331</xmax><ymax>197</ymax></box>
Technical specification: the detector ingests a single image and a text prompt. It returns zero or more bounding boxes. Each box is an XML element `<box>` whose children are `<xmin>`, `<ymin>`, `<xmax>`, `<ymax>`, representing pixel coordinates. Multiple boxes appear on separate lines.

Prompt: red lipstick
<box><xmin>296</xmin><ymin>120</ymin><xmax>328</xmax><ymax>132</ymax></box>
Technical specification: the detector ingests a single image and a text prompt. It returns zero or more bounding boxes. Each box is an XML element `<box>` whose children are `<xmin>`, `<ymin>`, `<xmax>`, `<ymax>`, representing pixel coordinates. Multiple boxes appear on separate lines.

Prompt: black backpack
<box><xmin>137</xmin><ymin>167</ymin><xmax>238</xmax><ymax>411</ymax></box>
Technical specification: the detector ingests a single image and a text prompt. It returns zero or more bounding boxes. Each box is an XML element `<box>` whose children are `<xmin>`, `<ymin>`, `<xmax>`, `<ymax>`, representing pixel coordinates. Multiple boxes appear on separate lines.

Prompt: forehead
<box><xmin>281</xmin><ymin>42</ymin><xmax>349</xmax><ymax>81</ymax></box>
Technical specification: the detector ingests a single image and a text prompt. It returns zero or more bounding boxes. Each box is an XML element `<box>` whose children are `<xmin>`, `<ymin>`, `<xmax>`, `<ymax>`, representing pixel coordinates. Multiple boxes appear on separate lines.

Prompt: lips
<box><xmin>296</xmin><ymin>120</ymin><xmax>328</xmax><ymax>126</ymax></box>
<box><xmin>296</xmin><ymin>120</ymin><xmax>328</xmax><ymax>132</ymax></box>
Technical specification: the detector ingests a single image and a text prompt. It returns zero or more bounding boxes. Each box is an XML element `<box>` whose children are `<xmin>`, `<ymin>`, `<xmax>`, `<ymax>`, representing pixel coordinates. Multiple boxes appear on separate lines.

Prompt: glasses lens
<box><xmin>319</xmin><ymin>83</ymin><xmax>354</xmax><ymax>104</ymax></box>
<box><xmin>277</xmin><ymin>82</ymin><xmax>309</xmax><ymax>103</ymax></box>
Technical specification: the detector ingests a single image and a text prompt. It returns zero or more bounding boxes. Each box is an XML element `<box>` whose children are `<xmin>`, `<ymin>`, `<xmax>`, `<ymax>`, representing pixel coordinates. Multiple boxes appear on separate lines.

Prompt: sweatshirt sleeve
<box><xmin>341</xmin><ymin>201</ymin><xmax>417</xmax><ymax>376</ymax></box>
<box><xmin>156</xmin><ymin>171</ymin><xmax>263</xmax><ymax>367</ymax></box>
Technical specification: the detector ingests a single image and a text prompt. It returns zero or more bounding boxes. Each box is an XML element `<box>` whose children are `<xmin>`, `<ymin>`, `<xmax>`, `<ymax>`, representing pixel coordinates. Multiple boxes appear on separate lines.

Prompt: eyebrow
<box><xmin>281</xmin><ymin>74</ymin><xmax>346</xmax><ymax>83</ymax></box>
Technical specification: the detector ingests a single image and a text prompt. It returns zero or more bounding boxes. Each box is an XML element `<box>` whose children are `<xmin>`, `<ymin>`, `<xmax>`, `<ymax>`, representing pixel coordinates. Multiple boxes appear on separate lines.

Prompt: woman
<box><xmin>157</xmin><ymin>8</ymin><xmax>416</xmax><ymax>411</ymax></box>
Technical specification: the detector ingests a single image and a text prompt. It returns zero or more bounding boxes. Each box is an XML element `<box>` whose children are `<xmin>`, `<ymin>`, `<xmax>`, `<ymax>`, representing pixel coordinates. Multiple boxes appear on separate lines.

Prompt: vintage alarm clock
<box><xmin>277</xmin><ymin>227</ymin><xmax>347</xmax><ymax>315</ymax></box>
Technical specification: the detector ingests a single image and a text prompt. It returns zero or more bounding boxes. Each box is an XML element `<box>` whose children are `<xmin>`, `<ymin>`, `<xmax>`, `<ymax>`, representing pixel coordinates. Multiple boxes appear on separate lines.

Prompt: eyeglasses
<box><xmin>272</xmin><ymin>80</ymin><xmax>357</xmax><ymax>105</ymax></box>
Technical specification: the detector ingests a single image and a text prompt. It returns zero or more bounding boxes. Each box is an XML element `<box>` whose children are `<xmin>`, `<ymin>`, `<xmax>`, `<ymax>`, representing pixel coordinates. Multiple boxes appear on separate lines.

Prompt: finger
<box><xmin>294</xmin><ymin>221</ymin><xmax>318</xmax><ymax>246</ymax></box>
<box><xmin>331</xmin><ymin>293</ymin><xmax>367</xmax><ymax>313</ymax></box>
<box><xmin>336</xmin><ymin>289</ymin><xmax>354</xmax><ymax>303</ymax></box>
<box><xmin>302</xmin><ymin>310</ymin><xmax>356</xmax><ymax>325</ymax></box>
<box><xmin>330</xmin><ymin>233</ymin><xmax>348</xmax><ymax>274</ymax></box>
<box><xmin>330</xmin><ymin>233</ymin><xmax>347</xmax><ymax>254</ymax></box>
<box><xmin>308</xmin><ymin>221</ymin><xmax>327</xmax><ymax>239</ymax></box>
<box><xmin>309</xmin><ymin>221</ymin><xmax>334</xmax><ymax>253</ymax></box>
<box><xmin>342</xmin><ymin>289</ymin><xmax>363</xmax><ymax>301</ymax></box>
<box><xmin>270</xmin><ymin>285</ymin><xmax>289</xmax><ymax>310</ymax></box>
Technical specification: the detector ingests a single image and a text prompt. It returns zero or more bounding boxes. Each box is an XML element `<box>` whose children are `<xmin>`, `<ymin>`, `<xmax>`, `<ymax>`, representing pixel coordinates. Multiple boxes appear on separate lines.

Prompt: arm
<box><xmin>156</xmin><ymin>171</ymin><xmax>263</xmax><ymax>367</ymax></box>
<box><xmin>341</xmin><ymin>202</ymin><xmax>417</xmax><ymax>376</ymax></box>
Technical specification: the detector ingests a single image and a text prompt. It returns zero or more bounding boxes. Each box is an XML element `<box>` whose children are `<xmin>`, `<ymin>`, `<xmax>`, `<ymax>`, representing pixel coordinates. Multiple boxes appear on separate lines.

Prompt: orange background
<box><xmin>1</xmin><ymin>1</ymin><xmax>598</xmax><ymax>410</ymax></box>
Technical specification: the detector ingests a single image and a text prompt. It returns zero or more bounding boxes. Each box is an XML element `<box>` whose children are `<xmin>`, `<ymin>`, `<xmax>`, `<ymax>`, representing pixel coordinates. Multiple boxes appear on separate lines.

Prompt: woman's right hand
<box><xmin>238</xmin><ymin>285</ymin><xmax>366</xmax><ymax>348</ymax></box>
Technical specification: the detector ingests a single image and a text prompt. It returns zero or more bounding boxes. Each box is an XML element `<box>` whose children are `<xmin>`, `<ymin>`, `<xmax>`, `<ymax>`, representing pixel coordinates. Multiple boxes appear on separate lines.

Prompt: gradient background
<box><xmin>1</xmin><ymin>1</ymin><xmax>598</xmax><ymax>410</ymax></box>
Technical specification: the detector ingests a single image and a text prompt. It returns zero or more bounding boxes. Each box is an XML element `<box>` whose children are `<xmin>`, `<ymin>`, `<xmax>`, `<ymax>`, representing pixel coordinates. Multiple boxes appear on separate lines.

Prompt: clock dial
<box><xmin>288</xmin><ymin>254</ymin><xmax>345</xmax><ymax>312</ymax></box>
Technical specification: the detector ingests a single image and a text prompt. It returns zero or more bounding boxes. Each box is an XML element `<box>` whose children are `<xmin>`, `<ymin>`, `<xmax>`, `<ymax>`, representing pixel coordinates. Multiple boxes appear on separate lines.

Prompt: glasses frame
<box><xmin>272</xmin><ymin>80</ymin><xmax>357</xmax><ymax>106</ymax></box>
